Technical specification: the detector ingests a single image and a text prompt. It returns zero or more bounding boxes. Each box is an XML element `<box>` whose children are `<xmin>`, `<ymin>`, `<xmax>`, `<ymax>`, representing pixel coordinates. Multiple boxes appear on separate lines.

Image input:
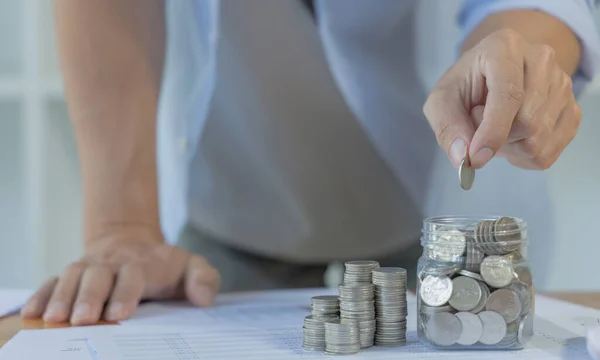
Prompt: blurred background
<box><xmin>0</xmin><ymin>0</ymin><xmax>599</xmax><ymax>292</ymax></box>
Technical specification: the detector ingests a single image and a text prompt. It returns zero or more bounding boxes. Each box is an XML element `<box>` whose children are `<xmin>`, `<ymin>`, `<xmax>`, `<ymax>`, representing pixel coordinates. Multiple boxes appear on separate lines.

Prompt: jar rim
<box><xmin>420</xmin><ymin>215</ymin><xmax>528</xmax><ymax>246</ymax></box>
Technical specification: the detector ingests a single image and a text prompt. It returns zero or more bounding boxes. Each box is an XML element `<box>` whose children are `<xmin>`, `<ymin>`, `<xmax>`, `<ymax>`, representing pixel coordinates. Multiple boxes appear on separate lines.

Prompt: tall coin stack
<box><xmin>343</xmin><ymin>260</ymin><xmax>380</xmax><ymax>284</ymax></box>
<box><xmin>338</xmin><ymin>283</ymin><xmax>376</xmax><ymax>348</ymax></box>
<box><xmin>373</xmin><ymin>268</ymin><xmax>408</xmax><ymax>346</ymax></box>
<box><xmin>303</xmin><ymin>296</ymin><xmax>340</xmax><ymax>351</ymax></box>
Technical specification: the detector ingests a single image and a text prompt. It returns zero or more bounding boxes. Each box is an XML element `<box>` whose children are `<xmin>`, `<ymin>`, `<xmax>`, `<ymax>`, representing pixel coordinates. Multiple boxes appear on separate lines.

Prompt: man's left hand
<box><xmin>423</xmin><ymin>28</ymin><xmax>581</xmax><ymax>170</ymax></box>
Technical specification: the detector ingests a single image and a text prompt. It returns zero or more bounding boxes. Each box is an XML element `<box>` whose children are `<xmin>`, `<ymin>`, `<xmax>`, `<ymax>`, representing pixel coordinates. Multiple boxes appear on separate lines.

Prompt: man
<box><xmin>22</xmin><ymin>0</ymin><xmax>600</xmax><ymax>326</ymax></box>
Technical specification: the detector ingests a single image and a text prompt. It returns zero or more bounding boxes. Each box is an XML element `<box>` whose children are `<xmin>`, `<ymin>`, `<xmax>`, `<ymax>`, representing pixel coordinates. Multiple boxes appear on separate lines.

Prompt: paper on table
<box><xmin>0</xmin><ymin>326</ymin><xmax>103</xmax><ymax>360</ymax></box>
<box><xmin>2</xmin><ymin>288</ymin><xmax>599</xmax><ymax>359</ymax></box>
<box><xmin>0</xmin><ymin>288</ymin><xmax>32</xmax><ymax>318</ymax></box>
<box><xmin>113</xmin><ymin>288</ymin><xmax>596</xmax><ymax>359</ymax></box>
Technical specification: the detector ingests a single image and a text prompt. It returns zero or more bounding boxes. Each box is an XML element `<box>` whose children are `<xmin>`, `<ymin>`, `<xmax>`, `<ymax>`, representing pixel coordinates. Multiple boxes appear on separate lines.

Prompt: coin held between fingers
<box><xmin>459</xmin><ymin>155</ymin><xmax>475</xmax><ymax>190</ymax></box>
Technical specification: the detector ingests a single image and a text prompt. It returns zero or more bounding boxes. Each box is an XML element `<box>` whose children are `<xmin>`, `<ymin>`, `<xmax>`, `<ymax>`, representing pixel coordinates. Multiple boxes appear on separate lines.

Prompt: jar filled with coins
<box><xmin>416</xmin><ymin>216</ymin><xmax>534</xmax><ymax>350</ymax></box>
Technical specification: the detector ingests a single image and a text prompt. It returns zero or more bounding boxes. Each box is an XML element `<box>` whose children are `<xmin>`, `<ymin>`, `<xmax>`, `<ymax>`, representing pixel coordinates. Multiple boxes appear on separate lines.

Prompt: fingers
<box><xmin>184</xmin><ymin>255</ymin><xmax>221</xmax><ymax>307</ymax></box>
<box><xmin>43</xmin><ymin>262</ymin><xmax>86</xmax><ymax>323</ymax></box>
<box><xmin>470</xmin><ymin>35</ymin><xmax>525</xmax><ymax>168</ymax></box>
<box><xmin>505</xmin><ymin>45</ymin><xmax>554</xmax><ymax>143</ymax></box>
<box><xmin>104</xmin><ymin>264</ymin><xmax>145</xmax><ymax>321</ymax></box>
<box><xmin>503</xmin><ymin>64</ymin><xmax>576</xmax><ymax>169</ymax></box>
<box><xmin>21</xmin><ymin>277</ymin><xmax>58</xmax><ymax>319</ymax></box>
<box><xmin>70</xmin><ymin>266</ymin><xmax>114</xmax><ymax>325</ymax></box>
<box><xmin>423</xmin><ymin>83</ymin><xmax>476</xmax><ymax>168</ymax></box>
<box><xmin>535</xmin><ymin>95</ymin><xmax>581</xmax><ymax>169</ymax></box>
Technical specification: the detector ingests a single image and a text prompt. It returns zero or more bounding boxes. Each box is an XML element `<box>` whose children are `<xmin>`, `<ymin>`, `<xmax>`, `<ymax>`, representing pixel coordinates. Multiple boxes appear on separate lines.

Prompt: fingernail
<box><xmin>43</xmin><ymin>302</ymin><xmax>67</xmax><ymax>321</ymax></box>
<box><xmin>106</xmin><ymin>302</ymin><xmax>124</xmax><ymax>321</ymax></box>
<box><xmin>197</xmin><ymin>285</ymin><xmax>215</xmax><ymax>305</ymax></box>
<box><xmin>450</xmin><ymin>138</ymin><xmax>467</xmax><ymax>167</ymax></box>
<box><xmin>472</xmin><ymin>147</ymin><xmax>494</xmax><ymax>167</ymax></box>
<box><xmin>71</xmin><ymin>303</ymin><xmax>91</xmax><ymax>323</ymax></box>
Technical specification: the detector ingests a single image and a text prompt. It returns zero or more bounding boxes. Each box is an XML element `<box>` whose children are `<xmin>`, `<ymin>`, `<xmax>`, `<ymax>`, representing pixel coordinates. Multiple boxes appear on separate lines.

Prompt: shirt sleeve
<box><xmin>457</xmin><ymin>0</ymin><xmax>600</xmax><ymax>97</ymax></box>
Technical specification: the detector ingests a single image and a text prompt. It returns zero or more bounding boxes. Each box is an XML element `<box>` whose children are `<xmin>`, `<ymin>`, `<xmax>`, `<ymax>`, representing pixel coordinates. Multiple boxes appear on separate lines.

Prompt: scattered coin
<box><xmin>455</xmin><ymin>311</ymin><xmax>484</xmax><ymax>346</ymax></box>
<box><xmin>459</xmin><ymin>155</ymin><xmax>475</xmax><ymax>190</ymax></box>
<box><xmin>478</xmin><ymin>311</ymin><xmax>507</xmax><ymax>345</ymax></box>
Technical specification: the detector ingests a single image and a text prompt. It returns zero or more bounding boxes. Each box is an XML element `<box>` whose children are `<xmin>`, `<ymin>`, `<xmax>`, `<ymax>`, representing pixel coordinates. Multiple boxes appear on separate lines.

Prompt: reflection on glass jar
<box><xmin>417</xmin><ymin>216</ymin><xmax>534</xmax><ymax>350</ymax></box>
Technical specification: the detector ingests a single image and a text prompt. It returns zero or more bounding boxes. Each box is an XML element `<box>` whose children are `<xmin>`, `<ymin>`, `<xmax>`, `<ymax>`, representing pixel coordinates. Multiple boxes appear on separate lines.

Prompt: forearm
<box><xmin>53</xmin><ymin>0</ymin><xmax>166</xmax><ymax>244</ymax></box>
<box><xmin>461</xmin><ymin>10</ymin><xmax>581</xmax><ymax>76</ymax></box>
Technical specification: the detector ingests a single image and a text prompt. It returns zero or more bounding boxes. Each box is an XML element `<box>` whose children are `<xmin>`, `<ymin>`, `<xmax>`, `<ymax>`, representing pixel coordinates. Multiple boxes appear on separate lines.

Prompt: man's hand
<box><xmin>21</xmin><ymin>226</ymin><xmax>220</xmax><ymax>325</ymax></box>
<box><xmin>423</xmin><ymin>28</ymin><xmax>582</xmax><ymax>170</ymax></box>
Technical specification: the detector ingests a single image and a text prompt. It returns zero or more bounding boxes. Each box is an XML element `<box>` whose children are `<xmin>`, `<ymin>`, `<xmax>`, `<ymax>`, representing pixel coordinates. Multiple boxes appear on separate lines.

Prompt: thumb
<box><xmin>184</xmin><ymin>255</ymin><xmax>221</xmax><ymax>307</ymax></box>
<box><xmin>423</xmin><ymin>89</ymin><xmax>476</xmax><ymax>167</ymax></box>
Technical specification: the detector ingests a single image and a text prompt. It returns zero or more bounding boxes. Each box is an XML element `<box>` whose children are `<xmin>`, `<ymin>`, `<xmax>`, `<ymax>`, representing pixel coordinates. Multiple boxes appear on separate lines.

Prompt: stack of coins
<box><xmin>302</xmin><ymin>315</ymin><xmax>338</xmax><ymax>351</ymax></box>
<box><xmin>303</xmin><ymin>296</ymin><xmax>340</xmax><ymax>351</ymax></box>
<box><xmin>324</xmin><ymin>319</ymin><xmax>361</xmax><ymax>355</ymax></box>
<box><xmin>418</xmin><ymin>217</ymin><xmax>534</xmax><ymax>349</ymax></box>
<box><xmin>372</xmin><ymin>267</ymin><xmax>408</xmax><ymax>346</ymax></box>
<box><xmin>311</xmin><ymin>295</ymin><xmax>340</xmax><ymax>319</ymax></box>
<box><xmin>343</xmin><ymin>260</ymin><xmax>380</xmax><ymax>284</ymax></box>
<box><xmin>338</xmin><ymin>283</ymin><xmax>376</xmax><ymax>348</ymax></box>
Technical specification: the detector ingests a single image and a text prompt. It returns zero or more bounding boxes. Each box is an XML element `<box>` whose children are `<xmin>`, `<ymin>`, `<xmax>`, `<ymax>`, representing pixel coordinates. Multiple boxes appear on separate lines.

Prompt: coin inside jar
<box><xmin>455</xmin><ymin>312</ymin><xmax>484</xmax><ymax>346</ymax></box>
<box><xmin>485</xmin><ymin>289</ymin><xmax>522</xmax><ymax>323</ymax></box>
<box><xmin>425</xmin><ymin>312</ymin><xmax>463</xmax><ymax>346</ymax></box>
<box><xmin>478</xmin><ymin>311</ymin><xmax>507</xmax><ymax>345</ymax></box>
<box><xmin>448</xmin><ymin>276</ymin><xmax>482</xmax><ymax>311</ymax></box>
<box><xmin>420</xmin><ymin>275</ymin><xmax>453</xmax><ymax>307</ymax></box>
<box><xmin>480</xmin><ymin>255</ymin><xmax>515</xmax><ymax>288</ymax></box>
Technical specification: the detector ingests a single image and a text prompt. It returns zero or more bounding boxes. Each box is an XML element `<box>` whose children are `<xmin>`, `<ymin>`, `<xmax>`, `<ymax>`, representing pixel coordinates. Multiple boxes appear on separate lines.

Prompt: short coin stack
<box><xmin>373</xmin><ymin>268</ymin><xmax>408</xmax><ymax>346</ymax></box>
<box><xmin>418</xmin><ymin>216</ymin><xmax>534</xmax><ymax>349</ymax></box>
<box><xmin>302</xmin><ymin>261</ymin><xmax>408</xmax><ymax>355</ymax></box>
<box><xmin>303</xmin><ymin>296</ymin><xmax>340</xmax><ymax>351</ymax></box>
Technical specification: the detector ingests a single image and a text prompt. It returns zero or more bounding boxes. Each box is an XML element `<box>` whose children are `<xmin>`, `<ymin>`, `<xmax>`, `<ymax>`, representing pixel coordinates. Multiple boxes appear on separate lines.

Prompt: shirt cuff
<box><xmin>457</xmin><ymin>0</ymin><xmax>600</xmax><ymax>97</ymax></box>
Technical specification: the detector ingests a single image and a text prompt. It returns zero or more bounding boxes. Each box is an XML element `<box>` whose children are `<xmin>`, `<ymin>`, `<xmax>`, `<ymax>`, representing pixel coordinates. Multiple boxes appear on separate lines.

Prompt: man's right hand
<box><xmin>20</xmin><ymin>226</ymin><xmax>221</xmax><ymax>325</ymax></box>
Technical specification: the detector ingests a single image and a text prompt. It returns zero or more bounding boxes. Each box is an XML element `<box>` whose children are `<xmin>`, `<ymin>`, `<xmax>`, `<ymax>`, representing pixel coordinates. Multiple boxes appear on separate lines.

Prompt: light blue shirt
<box><xmin>157</xmin><ymin>0</ymin><xmax>600</xmax><ymax>261</ymax></box>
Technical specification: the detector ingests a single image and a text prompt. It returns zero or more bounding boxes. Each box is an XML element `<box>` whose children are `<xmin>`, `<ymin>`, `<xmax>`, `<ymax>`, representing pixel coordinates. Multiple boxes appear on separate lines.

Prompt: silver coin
<box><xmin>425</xmin><ymin>312</ymin><xmax>462</xmax><ymax>346</ymax></box>
<box><xmin>518</xmin><ymin>313</ymin><xmax>534</xmax><ymax>345</ymax></box>
<box><xmin>420</xmin><ymin>275</ymin><xmax>453</xmax><ymax>307</ymax></box>
<box><xmin>470</xmin><ymin>281</ymin><xmax>490</xmax><ymax>314</ymax></box>
<box><xmin>478</xmin><ymin>311</ymin><xmax>507</xmax><ymax>345</ymax></box>
<box><xmin>428</xmin><ymin>228</ymin><xmax>467</xmax><ymax>262</ymax></box>
<box><xmin>455</xmin><ymin>312</ymin><xmax>484</xmax><ymax>346</ymax></box>
<box><xmin>459</xmin><ymin>155</ymin><xmax>475</xmax><ymax>190</ymax></box>
<box><xmin>506</xmin><ymin>281</ymin><xmax>531</xmax><ymax>316</ymax></box>
<box><xmin>458</xmin><ymin>269</ymin><xmax>484</xmax><ymax>282</ymax></box>
<box><xmin>486</xmin><ymin>289</ymin><xmax>522</xmax><ymax>323</ymax></box>
<box><xmin>492</xmin><ymin>217</ymin><xmax>522</xmax><ymax>254</ymax></box>
<box><xmin>448</xmin><ymin>276</ymin><xmax>482</xmax><ymax>311</ymax></box>
<box><xmin>480</xmin><ymin>255</ymin><xmax>514</xmax><ymax>288</ymax></box>
<box><xmin>421</xmin><ymin>304</ymin><xmax>456</xmax><ymax>315</ymax></box>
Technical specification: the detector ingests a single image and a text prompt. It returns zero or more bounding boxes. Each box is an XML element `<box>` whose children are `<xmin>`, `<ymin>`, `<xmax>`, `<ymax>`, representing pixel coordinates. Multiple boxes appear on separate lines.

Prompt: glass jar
<box><xmin>416</xmin><ymin>216</ymin><xmax>534</xmax><ymax>350</ymax></box>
